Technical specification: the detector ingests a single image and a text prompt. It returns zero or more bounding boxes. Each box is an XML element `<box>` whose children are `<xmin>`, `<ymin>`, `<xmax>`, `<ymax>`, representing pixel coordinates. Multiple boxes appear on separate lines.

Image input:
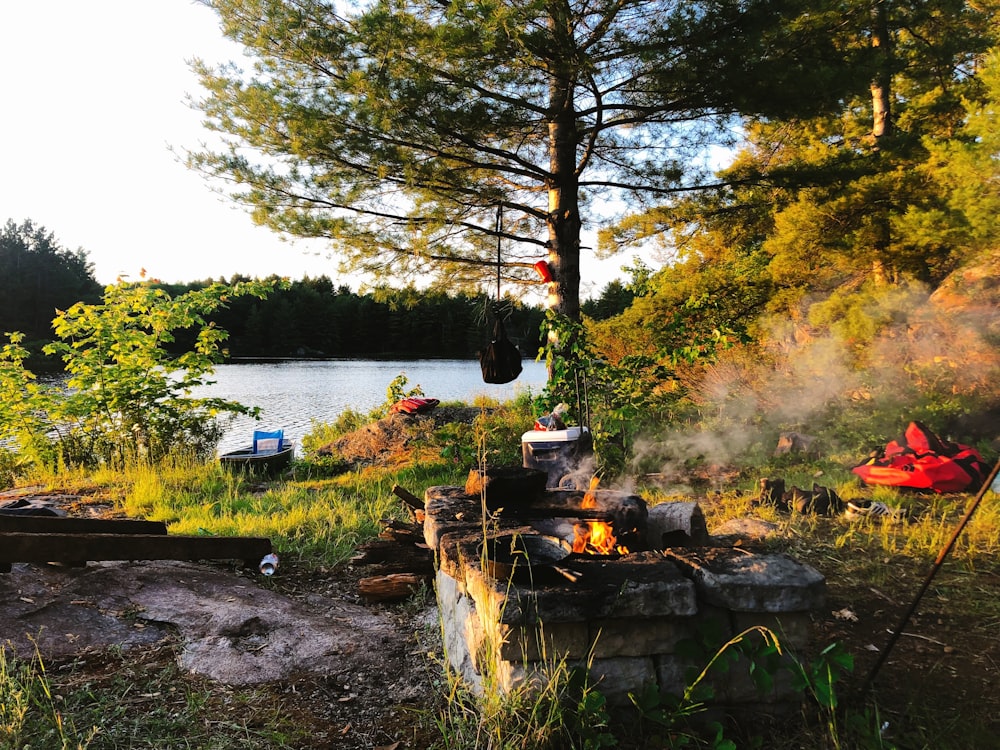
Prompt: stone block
<box><xmin>423</xmin><ymin>486</ymin><xmax>482</xmax><ymax>549</ymax></box>
<box><xmin>585</xmin><ymin>656</ymin><xmax>657</xmax><ymax>707</ymax></box>
<box><xmin>488</xmin><ymin>553</ymin><xmax>699</xmax><ymax>625</ymax></box>
<box><xmin>497</xmin><ymin>621</ymin><xmax>591</xmax><ymax>662</ymax></box>
<box><xmin>645</xmin><ymin>501</ymin><xmax>711</xmax><ymax>548</ymax></box>
<box><xmin>654</xmin><ymin>653</ymin><xmax>690</xmax><ymax>696</ymax></box>
<box><xmin>664</xmin><ymin>548</ymin><xmax>826</xmax><ymax>612</ymax></box>
<box><xmin>438</xmin><ymin>570</ymin><xmax>558</xmax><ymax>696</ymax></box>
<box><xmin>588</xmin><ymin>616</ymin><xmax>694</xmax><ymax>658</ymax></box>
<box><xmin>731</xmin><ymin>611</ymin><xmax>814</xmax><ymax>651</ymax></box>
<box><xmin>436</xmin><ymin>570</ymin><xmax>483</xmax><ymax>691</ymax></box>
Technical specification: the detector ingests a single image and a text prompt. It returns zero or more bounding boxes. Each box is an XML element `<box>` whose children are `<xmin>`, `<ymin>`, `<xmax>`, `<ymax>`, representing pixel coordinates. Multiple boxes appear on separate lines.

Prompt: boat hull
<box><xmin>219</xmin><ymin>440</ymin><xmax>294</xmax><ymax>476</ymax></box>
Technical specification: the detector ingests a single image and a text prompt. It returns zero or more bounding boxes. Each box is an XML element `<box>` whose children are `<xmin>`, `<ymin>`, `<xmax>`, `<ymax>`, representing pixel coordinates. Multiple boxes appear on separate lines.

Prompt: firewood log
<box><xmin>358</xmin><ymin>573</ymin><xmax>428</xmax><ymax>603</ymax></box>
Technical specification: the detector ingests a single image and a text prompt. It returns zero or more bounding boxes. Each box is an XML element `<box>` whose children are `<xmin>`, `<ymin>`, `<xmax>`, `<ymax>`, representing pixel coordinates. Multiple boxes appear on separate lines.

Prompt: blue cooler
<box><xmin>521</xmin><ymin>426</ymin><xmax>593</xmax><ymax>488</ymax></box>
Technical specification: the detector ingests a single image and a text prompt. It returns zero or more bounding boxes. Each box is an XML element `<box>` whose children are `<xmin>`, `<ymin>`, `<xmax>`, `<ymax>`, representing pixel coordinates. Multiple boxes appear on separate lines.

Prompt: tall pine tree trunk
<box><xmin>870</xmin><ymin>0</ymin><xmax>892</xmax><ymax>142</ymax></box>
<box><xmin>545</xmin><ymin>6</ymin><xmax>582</xmax><ymax>324</ymax></box>
<box><xmin>547</xmin><ymin>113</ymin><xmax>581</xmax><ymax>323</ymax></box>
<box><xmin>870</xmin><ymin>0</ymin><xmax>893</xmax><ymax>284</ymax></box>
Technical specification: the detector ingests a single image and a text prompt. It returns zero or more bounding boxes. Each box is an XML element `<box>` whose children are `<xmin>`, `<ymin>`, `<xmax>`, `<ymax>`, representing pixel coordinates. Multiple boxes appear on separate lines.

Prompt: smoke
<box><xmin>621</xmin><ymin>278</ymin><xmax>1000</xmax><ymax>487</ymax></box>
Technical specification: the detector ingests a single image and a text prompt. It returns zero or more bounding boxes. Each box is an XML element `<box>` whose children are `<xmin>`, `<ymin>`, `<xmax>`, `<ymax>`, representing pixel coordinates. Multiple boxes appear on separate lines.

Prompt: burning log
<box><xmin>570</xmin><ymin>477</ymin><xmax>641</xmax><ymax>555</ymax></box>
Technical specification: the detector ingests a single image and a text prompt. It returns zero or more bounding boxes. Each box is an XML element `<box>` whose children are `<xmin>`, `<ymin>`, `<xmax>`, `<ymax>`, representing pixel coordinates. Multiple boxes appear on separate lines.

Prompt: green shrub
<box><xmin>0</xmin><ymin>279</ymin><xmax>280</xmax><ymax>471</ymax></box>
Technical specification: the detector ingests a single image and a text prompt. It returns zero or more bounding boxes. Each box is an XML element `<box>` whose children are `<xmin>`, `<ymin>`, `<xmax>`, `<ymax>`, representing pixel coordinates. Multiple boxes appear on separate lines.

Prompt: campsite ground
<box><xmin>4</xmin><ymin>491</ymin><xmax>999</xmax><ymax>749</ymax></box>
<box><xmin>2</xmin><ymin>410</ymin><xmax>999</xmax><ymax>748</ymax></box>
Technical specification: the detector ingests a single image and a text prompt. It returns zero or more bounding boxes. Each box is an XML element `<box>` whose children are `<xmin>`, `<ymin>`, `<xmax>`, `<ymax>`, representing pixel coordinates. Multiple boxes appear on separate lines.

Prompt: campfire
<box><xmin>571</xmin><ymin>477</ymin><xmax>627</xmax><ymax>555</ymax></box>
<box><xmin>421</xmin><ymin>464</ymin><xmax>827</xmax><ymax>712</ymax></box>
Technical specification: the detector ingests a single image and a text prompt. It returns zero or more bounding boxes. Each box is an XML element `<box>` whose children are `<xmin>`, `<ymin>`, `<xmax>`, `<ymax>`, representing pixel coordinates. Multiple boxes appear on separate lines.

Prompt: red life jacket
<box><xmin>852</xmin><ymin>421</ymin><xmax>987</xmax><ymax>493</ymax></box>
<box><xmin>389</xmin><ymin>397</ymin><xmax>440</xmax><ymax>415</ymax></box>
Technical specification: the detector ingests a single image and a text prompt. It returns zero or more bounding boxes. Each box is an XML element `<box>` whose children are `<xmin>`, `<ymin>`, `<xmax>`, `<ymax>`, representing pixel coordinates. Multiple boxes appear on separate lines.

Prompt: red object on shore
<box><xmin>533</xmin><ymin>260</ymin><xmax>553</xmax><ymax>282</ymax></box>
<box><xmin>389</xmin><ymin>397</ymin><xmax>440</xmax><ymax>415</ymax></box>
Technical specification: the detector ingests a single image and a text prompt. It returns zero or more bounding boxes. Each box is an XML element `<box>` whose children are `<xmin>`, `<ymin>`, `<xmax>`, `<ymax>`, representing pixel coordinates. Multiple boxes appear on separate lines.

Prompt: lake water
<box><xmin>198</xmin><ymin>359</ymin><xmax>548</xmax><ymax>453</ymax></box>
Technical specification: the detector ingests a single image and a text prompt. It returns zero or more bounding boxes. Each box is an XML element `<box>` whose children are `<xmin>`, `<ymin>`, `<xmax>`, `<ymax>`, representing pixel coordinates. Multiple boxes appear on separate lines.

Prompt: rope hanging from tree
<box><xmin>495</xmin><ymin>203</ymin><xmax>502</xmax><ymax>301</ymax></box>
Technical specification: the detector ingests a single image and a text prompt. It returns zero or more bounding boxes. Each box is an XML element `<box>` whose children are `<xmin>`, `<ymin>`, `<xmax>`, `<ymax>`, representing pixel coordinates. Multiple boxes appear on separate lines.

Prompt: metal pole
<box><xmin>862</xmin><ymin>455</ymin><xmax>1000</xmax><ymax>693</ymax></box>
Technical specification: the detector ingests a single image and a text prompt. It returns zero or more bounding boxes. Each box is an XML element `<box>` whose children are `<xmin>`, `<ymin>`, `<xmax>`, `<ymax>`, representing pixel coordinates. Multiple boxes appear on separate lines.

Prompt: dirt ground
<box><xmin>805</xmin><ymin>544</ymin><xmax>1000</xmax><ymax>748</ymax></box>
<box><xmin>1</xmin><ymin>560</ymin><xmax>442</xmax><ymax>749</ymax></box>
<box><xmin>0</xmin><ymin>481</ymin><xmax>444</xmax><ymax>750</ymax></box>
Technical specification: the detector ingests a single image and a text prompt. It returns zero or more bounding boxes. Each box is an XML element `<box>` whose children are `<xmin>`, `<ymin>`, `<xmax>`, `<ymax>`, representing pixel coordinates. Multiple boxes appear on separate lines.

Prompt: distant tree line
<box><xmin>2</xmin><ymin>218</ymin><xmax>637</xmax><ymax>365</ymax></box>
<box><xmin>0</xmin><ymin>220</ymin><xmax>103</xmax><ymax>349</ymax></box>
<box><xmin>159</xmin><ymin>276</ymin><xmax>548</xmax><ymax>360</ymax></box>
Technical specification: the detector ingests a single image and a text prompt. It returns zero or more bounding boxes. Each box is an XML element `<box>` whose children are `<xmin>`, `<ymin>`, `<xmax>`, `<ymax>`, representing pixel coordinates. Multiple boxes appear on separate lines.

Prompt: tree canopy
<box><xmin>1</xmin><ymin>278</ymin><xmax>279</xmax><ymax>468</ymax></box>
<box><xmin>190</xmin><ymin>0</ymin><xmax>863</xmax><ymax>331</ymax></box>
<box><xmin>164</xmin><ymin>276</ymin><xmax>545</xmax><ymax>359</ymax></box>
<box><xmin>585</xmin><ymin>19</ymin><xmax>1000</xmax><ymax>452</ymax></box>
<box><xmin>605</xmin><ymin>0</ymin><xmax>999</xmax><ymax>306</ymax></box>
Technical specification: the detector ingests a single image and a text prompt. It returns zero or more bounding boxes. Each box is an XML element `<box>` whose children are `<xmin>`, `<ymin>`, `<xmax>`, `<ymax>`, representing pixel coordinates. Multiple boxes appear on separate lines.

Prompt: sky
<box><xmin>0</xmin><ymin>1</ymin><xmax>628</xmax><ymax>296</ymax></box>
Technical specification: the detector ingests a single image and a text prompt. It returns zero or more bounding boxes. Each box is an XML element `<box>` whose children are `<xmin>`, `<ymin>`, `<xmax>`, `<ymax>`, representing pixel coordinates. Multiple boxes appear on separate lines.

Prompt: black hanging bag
<box><xmin>480</xmin><ymin>311</ymin><xmax>522</xmax><ymax>384</ymax></box>
<box><xmin>479</xmin><ymin>205</ymin><xmax>522</xmax><ymax>384</ymax></box>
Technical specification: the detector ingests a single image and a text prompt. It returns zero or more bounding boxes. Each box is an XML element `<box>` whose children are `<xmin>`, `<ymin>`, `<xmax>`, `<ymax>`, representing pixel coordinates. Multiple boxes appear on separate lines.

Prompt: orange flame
<box><xmin>572</xmin><ymin>477</ymin><xmax>628</xmax><ymax>555</ymax></box>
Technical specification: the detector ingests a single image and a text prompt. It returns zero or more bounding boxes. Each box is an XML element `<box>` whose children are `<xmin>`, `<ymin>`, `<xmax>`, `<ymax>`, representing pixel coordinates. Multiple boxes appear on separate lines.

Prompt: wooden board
<box><xmin>0</xmin><ymin>532</ymin><xmax>271</xmax><ymax>566</ymax></box>
<box><xmin>0</xmin><ymin>515</ymin><xmax>167</xmax><ymax>535</ymax></box>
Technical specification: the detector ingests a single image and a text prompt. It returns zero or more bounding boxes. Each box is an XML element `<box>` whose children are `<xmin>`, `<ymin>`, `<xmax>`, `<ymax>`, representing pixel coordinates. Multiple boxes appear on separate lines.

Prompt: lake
<box><xmin>197</xmin><ymin>359</ymin><xmax>548</xmax><ymax>453</ymax></box>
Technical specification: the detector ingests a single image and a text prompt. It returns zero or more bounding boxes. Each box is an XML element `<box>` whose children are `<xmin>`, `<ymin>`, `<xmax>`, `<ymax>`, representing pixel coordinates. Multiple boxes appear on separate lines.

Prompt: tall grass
<box><xmin>0</xmin><ymin>645</ymin><xmax>98</xmax><ymax>750</ymax></box>
<box><xmin>83</xmin><ymin>455</ymin><xmax>460</xmax><ymax>569</ymax></box>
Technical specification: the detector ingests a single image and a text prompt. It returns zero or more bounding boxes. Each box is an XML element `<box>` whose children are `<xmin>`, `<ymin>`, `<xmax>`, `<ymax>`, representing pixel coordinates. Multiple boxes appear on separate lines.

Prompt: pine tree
<box><xmin>190</xmin><ymin>0</ymin><xmax>860</xmax><ymax>341</ymax></box>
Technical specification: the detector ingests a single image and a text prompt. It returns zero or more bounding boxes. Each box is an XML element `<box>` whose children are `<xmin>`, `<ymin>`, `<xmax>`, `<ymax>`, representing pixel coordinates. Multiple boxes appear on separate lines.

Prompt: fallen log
<box><xmin>354</xmin><ymin>556</ymin><xmax>436</xmax><ymax>581</ymax></box>
<box><xmin>378</xmin><ymin>518</ymin><xmax>424</xmax><ymax>544</ymax></box>
<box><xmin>391</xmin><ymin>484</ymin><xmax>424</xmax><ymax>511</ymax></box>
<box><xmin>391</xmin><ymin>484</ymin><xmax>426</xmax><ymax>522</ymax></box>
<box><xmin>358</xmin><ymin>572</ymin><xmax>429</xmax><ymax>603</ymax></box>
<box><xmin>351</xmin><ymin>539</ymin><xmax>433</xmax><ymax>568</ymax></box>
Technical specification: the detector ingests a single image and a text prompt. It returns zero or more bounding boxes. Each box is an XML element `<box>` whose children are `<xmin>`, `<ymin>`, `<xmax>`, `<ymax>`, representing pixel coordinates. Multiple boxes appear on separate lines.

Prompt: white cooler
<box><xmin>521</xmin><ymin>426</ymin><xmax>593</xmax><ymax>488</ymax></box>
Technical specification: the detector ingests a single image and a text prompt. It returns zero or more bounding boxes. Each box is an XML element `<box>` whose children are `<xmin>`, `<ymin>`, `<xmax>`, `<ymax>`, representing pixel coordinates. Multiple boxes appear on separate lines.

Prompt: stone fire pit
<box><xmin>424</xmin><ymin>471</ymin><xmax>825</xmax><ymax>713</ymax></box>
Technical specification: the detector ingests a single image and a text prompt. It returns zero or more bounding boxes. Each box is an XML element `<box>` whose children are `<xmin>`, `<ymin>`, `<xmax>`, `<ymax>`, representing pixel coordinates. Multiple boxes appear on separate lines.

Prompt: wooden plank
<box><xmin>0</xmin><ymin>532</ymin><xmax>271</xmax><ymax>565</ymax></box>
<box><xmin>0</xmin><ymin>515</ymin><xmax>168</xmax><ymax>535</ymax></box>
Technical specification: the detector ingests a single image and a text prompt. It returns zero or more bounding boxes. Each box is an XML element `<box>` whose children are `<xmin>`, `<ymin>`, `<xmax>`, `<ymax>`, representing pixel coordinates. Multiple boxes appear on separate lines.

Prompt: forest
<box><xmin>0</xmin><ymin>219</ymin><xmax>556</xmax><ymax>361</ymax></box>
<box><xmin>1</xmin><ymin>220</ymin><xmax>641</xmax><ymax>362</ymax></box>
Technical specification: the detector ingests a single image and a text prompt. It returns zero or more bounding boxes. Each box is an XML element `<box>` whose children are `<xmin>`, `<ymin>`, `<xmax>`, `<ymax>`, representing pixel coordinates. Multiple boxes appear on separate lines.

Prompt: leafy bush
<box><xmin>0</xmin><ymin>278</ymin><xmax>280</xmax><ymax>470</ymax></box>
<box><xmin>540</xmin><ymin>311</ymin><xmax>675</xmax><ymax>476</ymax></box>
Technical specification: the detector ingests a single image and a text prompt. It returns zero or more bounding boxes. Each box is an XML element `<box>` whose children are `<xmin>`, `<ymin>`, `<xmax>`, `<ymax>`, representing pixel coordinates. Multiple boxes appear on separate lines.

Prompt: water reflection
<box><xmin>196</xmin><ymin>359</ymin><xmax>548</xmax><ymax>453</ymax></box>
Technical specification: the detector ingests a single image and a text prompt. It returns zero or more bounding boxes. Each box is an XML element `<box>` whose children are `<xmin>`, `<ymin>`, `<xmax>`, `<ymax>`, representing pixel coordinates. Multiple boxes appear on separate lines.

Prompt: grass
<box><xmin>3</xmin><ymin>398</ymin><xmax>1000</xmax><ymax>749</ymax></box>
<box><xmin>0</xmin><ymin>644</ymin><xmax>100</xmax><ymax>750</ymax></box>
<box><xmin>0</xmin><ymin>644</ymin><xmax>313</xmax><ymax>750</ymax></box>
